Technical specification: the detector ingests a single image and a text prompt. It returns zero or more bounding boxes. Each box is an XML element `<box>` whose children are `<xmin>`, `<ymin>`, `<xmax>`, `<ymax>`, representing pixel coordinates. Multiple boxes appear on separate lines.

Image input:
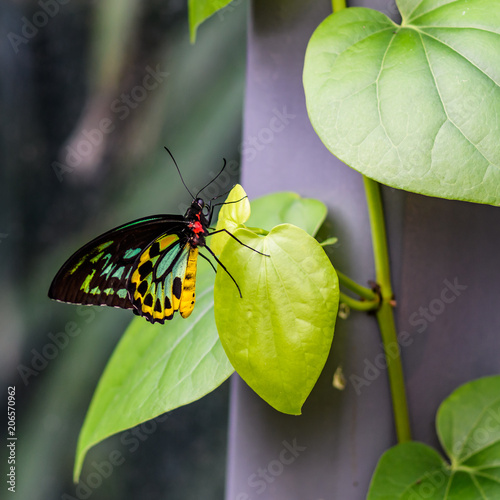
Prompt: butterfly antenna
<box><xmin>195</xmin><ymin>158</ymin><xmax>227</xmax><ymax>198</ymax></box>
<box><xmin>210</xmin><ymin>185</ymin><xmax>236</xmax><ymax>201</ymax></box>
<box><xmin>164</xmin><ymin>147</ymin><xmax>195</xmax><ymax>199</ymax></box>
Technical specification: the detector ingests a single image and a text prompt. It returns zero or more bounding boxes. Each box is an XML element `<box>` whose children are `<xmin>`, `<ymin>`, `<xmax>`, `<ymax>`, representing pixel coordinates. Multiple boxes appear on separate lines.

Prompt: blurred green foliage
<box><xmin>0</xmin><ymin>1</ymin><xmax>246</xmax><ymax>498</ymax></box>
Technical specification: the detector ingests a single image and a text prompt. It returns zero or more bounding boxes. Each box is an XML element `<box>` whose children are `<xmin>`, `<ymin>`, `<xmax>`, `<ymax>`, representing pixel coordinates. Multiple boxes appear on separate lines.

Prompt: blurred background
<box><xmin>0</xmin><ymin>0</ymin><xmax>246</xmax><ymax>498</ymax></box>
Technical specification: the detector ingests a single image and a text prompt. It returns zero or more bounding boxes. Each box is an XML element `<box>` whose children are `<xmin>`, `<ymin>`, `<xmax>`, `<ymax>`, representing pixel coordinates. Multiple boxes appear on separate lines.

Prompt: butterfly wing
<box><xmin>48</xmin><ymin>215</ymin><xmax>187</xmax><ymax>310</ymax></box>
<box><xmin>129</xmin><ymin>233</ymin><xmax>199</xmax><ymax>323</ymax></box>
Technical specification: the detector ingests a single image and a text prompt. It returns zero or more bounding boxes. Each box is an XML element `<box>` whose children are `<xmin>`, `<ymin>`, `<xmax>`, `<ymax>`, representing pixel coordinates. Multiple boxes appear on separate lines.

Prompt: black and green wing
<box><xmin>48</xmin><ymin>215</ymin><xmax>187</xmax><ymax>312</ymax></box>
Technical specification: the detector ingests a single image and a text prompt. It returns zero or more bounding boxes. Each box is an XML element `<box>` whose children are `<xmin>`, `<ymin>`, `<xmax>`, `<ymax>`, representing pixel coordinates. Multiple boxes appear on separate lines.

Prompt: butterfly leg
<box><xmin>198</xmin><ymin>251</ymin><xmax>217</xmax><ymax>274</ymax></box>
<box><xmin>199</xmin><ymin>247</ymin><xmax>242</xmax><ymax>298</ymax></box>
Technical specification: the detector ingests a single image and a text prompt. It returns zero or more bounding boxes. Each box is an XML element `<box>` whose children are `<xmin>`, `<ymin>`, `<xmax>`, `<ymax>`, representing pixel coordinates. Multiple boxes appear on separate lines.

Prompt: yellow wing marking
<box><xmin>129</xmin><ymin>234</ymin><xmax>199</xmax><ymax>322</ymax></box>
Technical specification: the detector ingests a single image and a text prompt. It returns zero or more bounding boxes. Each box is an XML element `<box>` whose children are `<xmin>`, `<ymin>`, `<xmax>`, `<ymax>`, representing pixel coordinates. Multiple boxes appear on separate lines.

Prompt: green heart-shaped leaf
<box><xmin>246</xmin><ymin>191</ymin><xmax>328</xmax><ymax>235</ymax></box>
<box><xmin>304</xmin><ymin>1</ymin><xmax>500</xmax><ymax>205</ymax></box>
<box><xmin>211</xmin><ymin>183</ymin><xmax>250</xmax><ymax>256</ymax></box>
<box><xmin>368</xmin><ymin>375</ymin><xmax>500</xmax><ymax>499</ymax></box>
<box><xmin>214</xmin><ymin>224</ymin><xmax>339</xmax><ymax>415</ymax></box>
<box><xmin>74</xmin><ymin>258</ymin><xmax>233</xmax><ymax>481</ymax></box>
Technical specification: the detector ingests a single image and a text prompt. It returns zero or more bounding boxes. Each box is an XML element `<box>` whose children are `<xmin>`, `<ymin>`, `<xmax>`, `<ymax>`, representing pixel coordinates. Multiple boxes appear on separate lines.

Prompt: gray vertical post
<box><xmin>225</xmin><ymin>1</ymin><xmax>500</xmax><ymax>499</ymax></box>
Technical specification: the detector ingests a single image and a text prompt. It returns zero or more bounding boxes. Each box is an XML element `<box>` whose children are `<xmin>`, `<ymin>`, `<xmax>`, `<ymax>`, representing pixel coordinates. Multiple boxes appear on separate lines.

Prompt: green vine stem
<box><xmin>363</xmin><ymin>178</ymin><xmax>393</xmax><ymax>296</ymax></box>
<box><xmin>363</xmin><ymin>176</ymin><xmax>411</xmax><ymax>443</ymax></box>
<box><xmin>337</xmin><ymin>270</ymin><xmax>377</xmax><ymax>301</ymax></box>
<box><xmin>339</xmin><ymin>292</ymin><xmax>379</xmax><ymax>312</ymax></box>
<box><xmin>332</xmin><ymin>0</ymin><xmax>347</xmax><ymax>13</ymax></box>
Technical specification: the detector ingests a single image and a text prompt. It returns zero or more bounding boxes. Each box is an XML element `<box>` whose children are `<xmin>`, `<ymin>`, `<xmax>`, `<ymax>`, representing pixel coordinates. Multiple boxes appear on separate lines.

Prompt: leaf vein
<box><xmin>417</xmin><ymin>31</ymin><xmax>496</xmax><ymax>172</ymax></box>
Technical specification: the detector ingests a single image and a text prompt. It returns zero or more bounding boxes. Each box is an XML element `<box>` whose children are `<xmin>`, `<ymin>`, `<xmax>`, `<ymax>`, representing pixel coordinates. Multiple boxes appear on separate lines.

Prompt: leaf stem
<box><xmin>332</xmin><ymin>0</ymin><xmax>347</xmax><ymax>13</ymax></box>
<box><xmin>246</xmin><ymin>226</ymin><xmax>269</xmax><ymax>236</ymax></box>
<box><xmin>363</xmin><ymin>176</ymin><xmax>411</xmax><ymax>443</ymax></box>
<box><xmin>337</xmin><ymin>270</ymin><xmax>377</xmax><ymax>301</ymax></box>
<box><xmin>363</xmin><ymin>177</ymin><xmax>393</xmax><ymax>297</ymax></box>
<box><xmin>339</xmin><ymin>292</ymin><xmax>379</xmax><ymax>312</ymax></box>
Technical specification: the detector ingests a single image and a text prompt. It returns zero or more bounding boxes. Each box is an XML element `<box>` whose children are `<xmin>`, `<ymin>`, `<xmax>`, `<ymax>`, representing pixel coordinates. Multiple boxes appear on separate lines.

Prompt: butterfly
<box><xmin>48</xmin><ymin>148</ymin><xmax>258</xmax><ymax>324</ymax></box>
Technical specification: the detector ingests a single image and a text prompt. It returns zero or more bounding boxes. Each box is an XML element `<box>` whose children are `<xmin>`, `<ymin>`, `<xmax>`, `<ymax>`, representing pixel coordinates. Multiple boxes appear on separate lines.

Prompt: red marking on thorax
<box><xmin>190</xmin><ymin>220</ymin><xmax>204</xmax><ymax>234</ymax></box>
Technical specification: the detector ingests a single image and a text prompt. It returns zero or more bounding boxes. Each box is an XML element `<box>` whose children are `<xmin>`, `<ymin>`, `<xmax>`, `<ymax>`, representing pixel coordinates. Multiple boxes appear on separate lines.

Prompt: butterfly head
<box><xmin>194</xmin><ymin>197</ymin><xmax>212</xmax><ymax>217</ymax></box>
<box><xmin>195</xmin><ymin>197</ymin><xmax>205</xmax><ymax>210</ymax></box>
<box><xmin>185</xmin><ymin>197</ymin><xmax>210</xmax><ymax>231</ymax></box>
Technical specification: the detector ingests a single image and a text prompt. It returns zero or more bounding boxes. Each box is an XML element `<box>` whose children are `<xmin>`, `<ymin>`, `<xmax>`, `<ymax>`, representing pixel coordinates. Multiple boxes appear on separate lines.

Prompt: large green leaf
<box><xmin>74</xmin><ymin>188</ymin><xmax>330</xmax><ymax>477</ymax></box>
<box><xmin>303</xmin><ymin>0</ymin><xmax>500</xmax><ymax>205</ymax></box>
<box><xmin>368</xmin><ymin>375</ymin><xmax>500</xmax><ymax>499</ymax></box>
<box><xmin>74</xmin><ymin>258</ymin><xmax>233</xmax><ymax>481</ymax></box>
<box><xmin>188</xmin><ymin>0</ymin><xmax>235</xmax><ymax>42</ymax></box>
<box><xmin>247</xmin><ymin>191</ymin><xmax>328</xmax><ymax>235</ymax></box>
<box><xmin>214</xmin><ymin>224</ymin><xmax>339</xmax><ymax>414</ymax></box>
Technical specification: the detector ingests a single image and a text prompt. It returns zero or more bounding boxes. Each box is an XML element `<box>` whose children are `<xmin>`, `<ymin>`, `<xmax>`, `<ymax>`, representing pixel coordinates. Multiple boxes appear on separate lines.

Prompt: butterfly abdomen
<box><xmin>179</xmin><ymin>247</ymin><xmax>198</xmax><ymax>319</ymax></box>
<box><xmin>128</xmin><ymin>232</ymin><xmax>200</xmax><ymax>324</ymax></box>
